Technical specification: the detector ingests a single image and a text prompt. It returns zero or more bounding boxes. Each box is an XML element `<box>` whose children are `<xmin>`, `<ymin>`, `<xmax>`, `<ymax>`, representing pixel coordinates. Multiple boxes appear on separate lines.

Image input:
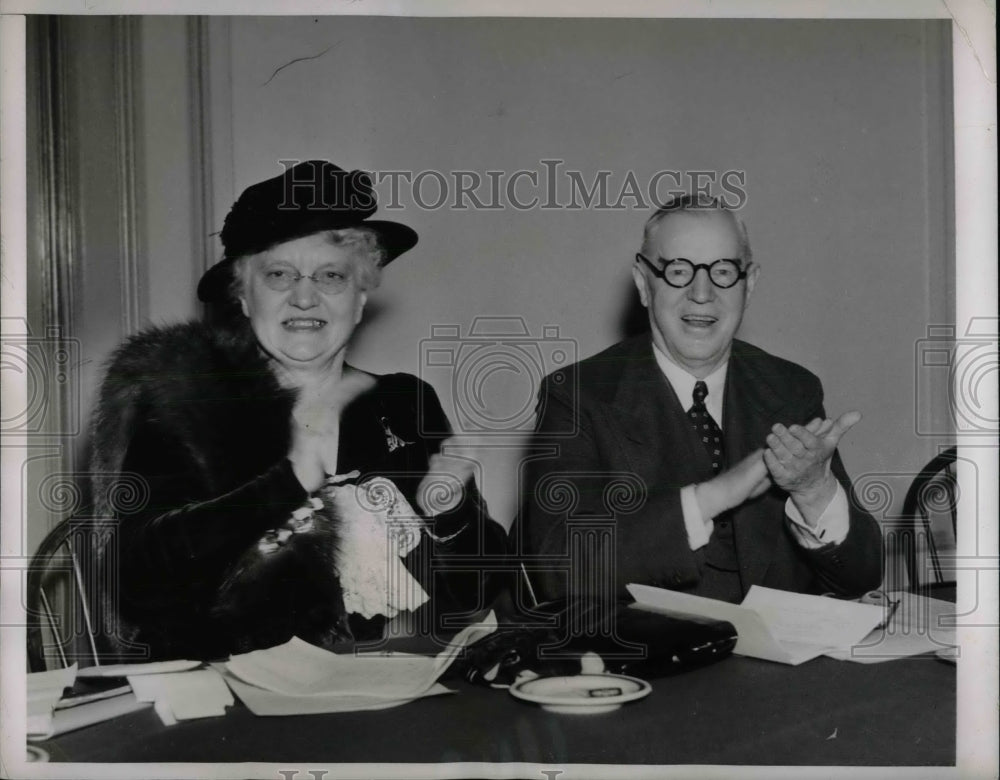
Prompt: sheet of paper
<box><xmin>218</xmin><ymin>666</ymin><xmax>456</xmax><ymax>715</ymax></box>
<box><xmin>29</xmin><ymin>693</ymin><xmax>150</xmax><ymax>740</ymax></box>
<box><xmin>226</xmin><ymin>641</ymin><xmax>441</xmax><ymax>698</ymax></box>
<box><xmin>128</xmin><ymin>668</ymin><xmax>234</xmax><ymax>725</ymax></box>
<box><xmin>626</xmin><ymin>584</ymin><xmax>824</xmax><ymax>665</ymax></box>
<box><xmin>627</xmin><ymin>583</ymin><xmax>885</xmax><ymax>665</ymax></box>
<box><xmin>27</xmin><ymin>664</ymin><xmax>78</xmax><ymax>736</ymax></box>
<box><xmin>77</xmin><ymin>659</ymin><xmax>201</xmax><ymax>678</ymax></box>
<box><xmin>825</xmin><ymin>591</ymin><xmax>958</xmax><ymax>663</ymax></box>
<box><xmin>27</xmin><ymin>664</ymin><xmax>77</xmax><ymax>712</ymax></box>
<box><xmin>225</xmin><ymin>610</ymin><xmax>496</xmax><ymax>700</ymax></box>
<box><xmin>741</xmin><ymin>585</ymin><xmax>884</xmax><ymax>649</ymax></box>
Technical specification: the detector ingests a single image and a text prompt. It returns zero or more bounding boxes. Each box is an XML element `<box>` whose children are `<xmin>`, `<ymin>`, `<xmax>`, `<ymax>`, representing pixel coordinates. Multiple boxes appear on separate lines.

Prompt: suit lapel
<box><xmin>724</xmin><ymin>347</ymin><xmax>789</xmax><ymax>589</ymax></box>
<box><xmin>592</xmin><ymin>338</ymin><xmax>811</xmax><ymax>593</ymax></box>
<box><xmin>606</xmin><ymin>339</ymin><xmax>713</xmax><ymax>490</ymax></box>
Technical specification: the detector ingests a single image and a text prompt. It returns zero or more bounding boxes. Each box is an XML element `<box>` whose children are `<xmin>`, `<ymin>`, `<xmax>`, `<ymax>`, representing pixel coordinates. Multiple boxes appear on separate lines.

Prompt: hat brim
<box><xmin>197</xmin><ymin>219</ymin><xmax>418</xmax><ymax>303</ymax></box>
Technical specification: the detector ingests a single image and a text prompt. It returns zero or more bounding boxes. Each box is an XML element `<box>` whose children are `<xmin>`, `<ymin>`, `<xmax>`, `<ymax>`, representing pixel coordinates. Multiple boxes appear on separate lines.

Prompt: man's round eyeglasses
<box><xmin>258</xmin><ymin>265</ymin><xmax>352</xmax><ymax>294</ymax></box>
<box><xmin>636</xmin><ymin>253</ymin><xmax>748</xmax><ymax>289</ymax></box>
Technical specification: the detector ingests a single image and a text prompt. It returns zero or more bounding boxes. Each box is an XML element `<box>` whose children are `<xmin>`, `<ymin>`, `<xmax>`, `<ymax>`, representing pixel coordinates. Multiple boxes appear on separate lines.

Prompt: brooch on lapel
<box><xmin>380</xmin><ymin>416</ymin><xmax>415</xmax><ymax>452</ymax></box>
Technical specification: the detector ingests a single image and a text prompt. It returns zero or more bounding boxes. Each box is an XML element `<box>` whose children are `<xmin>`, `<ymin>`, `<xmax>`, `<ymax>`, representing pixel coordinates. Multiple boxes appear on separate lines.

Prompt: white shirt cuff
<box><xmin>681</xmin><ymin>485</ymin><xmax>713</xmax><ymax>551</ymax></box>
<box><xmin>784</xmin><ymin>483</ymin><xmax>850</xmax><ymax>549</ymax></box>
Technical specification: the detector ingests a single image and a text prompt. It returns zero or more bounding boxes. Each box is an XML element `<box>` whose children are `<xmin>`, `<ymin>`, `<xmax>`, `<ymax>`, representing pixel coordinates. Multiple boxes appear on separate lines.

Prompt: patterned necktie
<box><xmin>689</xmin><ymin>380</ymin><xmax>724</xmax><ymax>474</ymax></box>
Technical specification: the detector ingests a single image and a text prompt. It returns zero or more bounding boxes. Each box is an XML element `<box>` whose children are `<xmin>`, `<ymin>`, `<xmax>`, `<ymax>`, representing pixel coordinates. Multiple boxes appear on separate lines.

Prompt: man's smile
<box><xmin>680</xmin><ymin>314</ymin><xmax>718</xmax><ymax>329</ymax></box>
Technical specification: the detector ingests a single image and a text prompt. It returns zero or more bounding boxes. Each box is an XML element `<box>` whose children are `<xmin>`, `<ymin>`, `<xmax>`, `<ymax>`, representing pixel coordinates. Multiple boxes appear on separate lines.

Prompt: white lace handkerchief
<box><xmin>323</xmin><ymin>476</ymin><xmax>429</xmax><ymax>620</ymax></box>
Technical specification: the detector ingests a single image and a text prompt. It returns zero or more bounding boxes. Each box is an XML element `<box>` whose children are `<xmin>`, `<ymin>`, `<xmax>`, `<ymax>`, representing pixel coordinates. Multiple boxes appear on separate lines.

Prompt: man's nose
<box><xmin>289</xmin><ymin>276</ymin><xmax>320</xmax><ymax>307</ymax></box>
<box><xmin>687</xmin><ymin>266</ymin><xmax>716</xmax><ymax>303</ymax></box>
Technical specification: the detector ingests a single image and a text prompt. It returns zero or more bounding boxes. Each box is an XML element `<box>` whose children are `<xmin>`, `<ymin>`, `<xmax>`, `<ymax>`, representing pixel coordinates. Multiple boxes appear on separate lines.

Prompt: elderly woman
<box><xmin>90</xmin><ymin>161</ymin><xmax>507</xmax><ymax>660</ymax></box>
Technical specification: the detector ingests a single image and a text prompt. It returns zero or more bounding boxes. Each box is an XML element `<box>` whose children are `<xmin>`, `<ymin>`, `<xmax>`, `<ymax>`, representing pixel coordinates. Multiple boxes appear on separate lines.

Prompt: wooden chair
<box><xmin>898</xmin><ymin>447</ymin><xmax>957</xmax><ymax>594</ymax></box>
<box><xmin>26</xmin><ymin>516</ymin><xmax>112</xmax><ymax>672</ymax></box>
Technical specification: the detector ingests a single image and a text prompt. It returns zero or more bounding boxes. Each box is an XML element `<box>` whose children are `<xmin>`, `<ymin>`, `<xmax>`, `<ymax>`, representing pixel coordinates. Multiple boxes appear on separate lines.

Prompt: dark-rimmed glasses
<box><xmin>636</xmin><ymin>253</ymin><xmax>748</xmax><ymax>289</ymax></box>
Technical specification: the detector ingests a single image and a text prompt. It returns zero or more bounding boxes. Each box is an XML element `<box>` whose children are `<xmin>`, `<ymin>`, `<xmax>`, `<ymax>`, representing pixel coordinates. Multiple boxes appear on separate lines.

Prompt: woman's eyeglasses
<box><xmin>258</xmin><ymin>265</ymin><xmax>352</xmax><ymax>294</ymax></box>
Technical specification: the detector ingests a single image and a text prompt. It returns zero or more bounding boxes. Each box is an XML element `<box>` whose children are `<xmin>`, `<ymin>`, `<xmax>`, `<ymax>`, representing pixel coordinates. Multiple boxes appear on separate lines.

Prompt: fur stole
<box><xmin>89</xmin><ymin>319</ymin><xmax>354</xmax><ymax>656</ymax></box>
<box><xmin>90</xmin><ymin>319</ymin><xmax>292</xmax><ymax>516</ymax></box>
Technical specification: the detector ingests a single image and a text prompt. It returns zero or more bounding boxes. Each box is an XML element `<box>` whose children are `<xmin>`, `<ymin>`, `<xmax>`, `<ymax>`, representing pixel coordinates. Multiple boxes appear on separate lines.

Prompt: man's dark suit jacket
<box><xmin>522</xmin><ymin>335</ymin><xmax>883</xmax><ymax>603</ymax></box>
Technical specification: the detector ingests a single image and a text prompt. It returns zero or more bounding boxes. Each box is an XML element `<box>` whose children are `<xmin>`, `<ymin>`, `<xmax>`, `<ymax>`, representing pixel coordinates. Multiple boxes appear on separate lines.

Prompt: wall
<box><xmin>28</xmin><ymin>16</ymin><xmax>955</xmax><ymax>559</ymax></box>
<box><xmin>213</xmin><ymin>17</ymin><xmax>955</xmax><ymax>533</ymax></box>
<box><xmin>23</xmin><ymin>16</ymin><xmax>206</xmax><ymax>554</ymax></box>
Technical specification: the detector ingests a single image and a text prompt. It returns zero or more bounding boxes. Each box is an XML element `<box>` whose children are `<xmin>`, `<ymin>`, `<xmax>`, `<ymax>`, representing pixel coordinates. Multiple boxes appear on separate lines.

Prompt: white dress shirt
<box><xmin>650</xmin><ymin>343</ymin><xmax>850</xmax><ymax>552</ymax></box>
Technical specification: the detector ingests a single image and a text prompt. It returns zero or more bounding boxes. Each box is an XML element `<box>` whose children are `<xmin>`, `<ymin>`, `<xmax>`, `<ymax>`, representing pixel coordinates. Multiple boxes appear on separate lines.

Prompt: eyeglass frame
<box><xmin>635</xmin><ymin>252</ymin><xmax>750</xmax><ymax>290</ymax></box>
<box><xmin>859</xmin><ymin>590</ymin><xmax>902</xmax><ymax>630</ymax></box>
<box><xmin>255</xmin><ymin>262</ymin><xmax>354</xmax><ymax>294</ymax></box>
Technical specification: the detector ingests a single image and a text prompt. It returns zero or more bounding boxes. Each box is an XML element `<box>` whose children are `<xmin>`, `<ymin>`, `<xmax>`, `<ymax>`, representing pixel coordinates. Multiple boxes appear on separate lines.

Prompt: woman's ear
<box><xmin>354</xmin><ymin>291</ymin><xmax>368</xmax><ymax>325</ymax></box>
<box><xmin>234</xmin><ymin>258</ymin><xmax>251</xmax><ymax>318</ymax></box>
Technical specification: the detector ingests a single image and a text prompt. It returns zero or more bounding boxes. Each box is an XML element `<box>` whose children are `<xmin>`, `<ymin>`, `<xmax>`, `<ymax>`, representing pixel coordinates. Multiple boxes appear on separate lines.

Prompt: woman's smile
<box><xmin>282</xmin><ymin>317</ymin><xmax>329</xmax><ymax>331</ymax></box>
<box><xmin>239</xmin><ymin>234</ymin><xmax>368</xmax><ymax>375</ymax></box>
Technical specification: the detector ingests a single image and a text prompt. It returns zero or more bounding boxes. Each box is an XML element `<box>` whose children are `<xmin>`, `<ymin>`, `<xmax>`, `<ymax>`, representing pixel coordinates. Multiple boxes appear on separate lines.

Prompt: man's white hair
<box><xmin>640</xmin><ymin>195</ymin><xmax>753</xmax><ymax>265</ymax></box>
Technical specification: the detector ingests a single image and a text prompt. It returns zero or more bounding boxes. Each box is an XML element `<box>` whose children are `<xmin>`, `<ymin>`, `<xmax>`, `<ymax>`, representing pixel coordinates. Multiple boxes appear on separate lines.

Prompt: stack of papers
<box><xmin>220</xmin><ymin>612</ymin><xmax>497</xmax><ymax>715</ymax></box>
<box><xmin>71</xmin><ymin>659</ymin><xmax>230</xmax><ymax>725</ymax></box>
<box><xmin>824</xmin><ymin>591</ymin><xmax>958</xmax><ymax>663</ymax></box>
<box><xmin>627</xmin><ymin>584</ymin><xmax>885</xmax><ymax>665</ymax></box>
<box><xmin>128</xmin><ymin>669</ymin><xmax>234</xmax><ymax>725</ymax></box>
<box><xmin>28</xmin><ymin>664</ymin><xmax>148</xmax><ymax>740</ymax></box>
<box><xmin>27</xmin><ymin>665</ymin><xmax>78</xmax><ymax>738</ymax></box>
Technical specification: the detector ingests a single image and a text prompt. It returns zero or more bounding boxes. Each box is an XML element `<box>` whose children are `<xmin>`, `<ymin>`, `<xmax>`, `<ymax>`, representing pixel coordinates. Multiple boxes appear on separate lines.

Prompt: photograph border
<box><xmin>2</xmin><ymin>1</ymin><xmax>996</xmax><ymax>778</ymax></box>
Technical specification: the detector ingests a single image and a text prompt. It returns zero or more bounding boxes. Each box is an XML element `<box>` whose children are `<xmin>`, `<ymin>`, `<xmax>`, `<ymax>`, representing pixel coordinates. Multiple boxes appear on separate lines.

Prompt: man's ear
<box><xmin>631</xmin><ymin>263</ymin><xmax>650</xmax><ymax>308</ymax></box>
<box><xmin>239</xmin><ymin>296</ymin><xmax>249</xmax><ymax>318</ymax></box>
<box><xmin>743</xmin><ymin>262</ymin><xmax>760</xmax><ymax>305</ymax></box>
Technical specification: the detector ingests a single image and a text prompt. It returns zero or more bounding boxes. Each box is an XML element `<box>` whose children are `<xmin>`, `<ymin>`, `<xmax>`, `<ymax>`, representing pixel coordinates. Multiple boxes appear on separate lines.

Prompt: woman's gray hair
<box><xmin>227</xmin><ymin>227</ymin><xmax>387</xmax><ymax>304</ymax></box>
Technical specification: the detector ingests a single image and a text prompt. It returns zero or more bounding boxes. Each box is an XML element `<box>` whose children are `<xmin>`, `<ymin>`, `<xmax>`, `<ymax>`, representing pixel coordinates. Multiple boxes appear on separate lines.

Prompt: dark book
<box><xmin>55</xmin><ymin>677</ymin><xmax>132</xmax><ymax>709</ymax></box>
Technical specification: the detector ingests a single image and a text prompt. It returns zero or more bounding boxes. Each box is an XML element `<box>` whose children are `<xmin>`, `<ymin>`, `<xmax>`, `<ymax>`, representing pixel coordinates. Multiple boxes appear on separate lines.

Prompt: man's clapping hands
<box><xmin>764</xmin><ymin>411</ymin><xmax>861</xmax><ymax>525</ymax></box>
<box><xmin>694</xmin><ymin>411</ymin><xmax>860</xmax><ymax>523</ymax></box>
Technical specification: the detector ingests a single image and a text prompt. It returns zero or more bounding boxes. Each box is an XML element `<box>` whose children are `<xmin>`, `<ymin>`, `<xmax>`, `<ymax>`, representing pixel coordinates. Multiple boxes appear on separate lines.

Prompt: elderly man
<box><xmin>522</xmin><ymin>196</ymin><xmax>882</xmax><ymax>604</ymax></box>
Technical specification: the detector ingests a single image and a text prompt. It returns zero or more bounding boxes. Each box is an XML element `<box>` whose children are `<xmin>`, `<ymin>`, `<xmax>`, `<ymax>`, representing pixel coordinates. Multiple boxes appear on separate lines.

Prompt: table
<box><xmin>38</xmin><ymin>652</ymin><xmax>954</xmax><ymax>766</ymax></box>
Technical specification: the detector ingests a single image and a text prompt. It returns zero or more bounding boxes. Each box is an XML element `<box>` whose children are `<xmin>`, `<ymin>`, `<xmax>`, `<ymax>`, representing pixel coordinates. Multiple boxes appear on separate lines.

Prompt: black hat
<box><xmin>197</xmin><ymin>160</ymin><xmax>418</xmax><ymax>302</ymax></box>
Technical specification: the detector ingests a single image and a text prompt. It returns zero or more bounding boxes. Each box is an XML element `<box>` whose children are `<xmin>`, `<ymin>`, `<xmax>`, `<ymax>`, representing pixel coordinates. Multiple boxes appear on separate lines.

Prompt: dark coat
<box><xmin>90</xmin><ymin>320</ymin><xmax>507</xmax><ymax>661</ymax></box>
<box><xmin>521</xmin><ymin>335</ymin><xmax>883</xmax><ymax>603</ymax></box>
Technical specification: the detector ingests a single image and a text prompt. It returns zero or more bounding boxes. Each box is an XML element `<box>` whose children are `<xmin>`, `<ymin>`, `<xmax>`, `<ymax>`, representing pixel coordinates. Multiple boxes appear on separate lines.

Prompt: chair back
<box><xmin>27</xmin><ymin>516</ymin><xmax>114</xmax><ymax>672</ymax></box>
<box><xmin>898</xmin><ymin>447</ymin><xmax>957</xmax><ymax>593</ymax></box>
